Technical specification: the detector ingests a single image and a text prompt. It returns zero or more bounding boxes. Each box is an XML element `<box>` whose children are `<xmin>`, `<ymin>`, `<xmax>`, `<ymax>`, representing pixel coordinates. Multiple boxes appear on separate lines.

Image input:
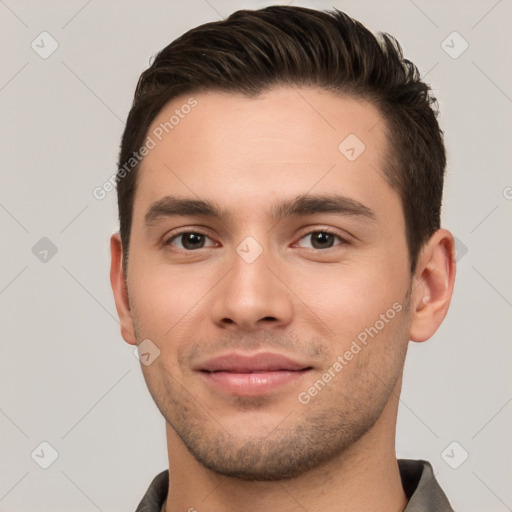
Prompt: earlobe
<box><xmin>110</xmin><ymin>233</ymin><xmax>137</xmax><ymax>345</ymax></box>
<box><xmin>409</xmin><ymin>228</ymin><xmax>456</xmax><ymax>343</ymax></box>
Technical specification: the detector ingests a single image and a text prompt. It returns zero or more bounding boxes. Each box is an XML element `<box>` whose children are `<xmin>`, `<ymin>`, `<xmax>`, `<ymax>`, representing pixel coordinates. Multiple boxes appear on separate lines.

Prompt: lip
<box><xmin>195</xmin><ymin>352</ymin><xmax>313</xmax><ymax>396</ymax></box>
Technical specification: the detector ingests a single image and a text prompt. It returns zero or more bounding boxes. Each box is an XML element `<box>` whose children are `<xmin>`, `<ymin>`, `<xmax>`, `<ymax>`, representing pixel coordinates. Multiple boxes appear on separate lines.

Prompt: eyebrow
<box><xmin>144</xmin><ymin>193</ymin><xmax>375</xmax><ymax>226</ymax></box>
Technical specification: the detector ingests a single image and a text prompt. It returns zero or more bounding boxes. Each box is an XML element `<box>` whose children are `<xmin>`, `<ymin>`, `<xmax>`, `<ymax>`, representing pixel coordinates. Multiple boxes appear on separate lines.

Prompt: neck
<box><xmin>162</xmin><ymin>387</ymin><xmax>407</xmax><ymax>512</ymax></box>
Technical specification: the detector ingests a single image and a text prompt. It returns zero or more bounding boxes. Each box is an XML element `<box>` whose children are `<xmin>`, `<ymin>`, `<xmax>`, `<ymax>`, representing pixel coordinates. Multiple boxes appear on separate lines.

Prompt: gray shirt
<box><xmin>134</xmin><ymin>459</ymin><xmax>455</xmax><ymax>511</ymax></box>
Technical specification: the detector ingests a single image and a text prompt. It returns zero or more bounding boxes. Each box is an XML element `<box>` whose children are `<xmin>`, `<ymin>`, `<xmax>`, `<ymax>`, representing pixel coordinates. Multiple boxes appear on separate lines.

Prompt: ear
<box><xmin>409</xmin><ymin>228</ymin><xmax>456</xmax><ymax>343</ymax></box>
<box><xmin>110</xmin><ymin>233</ymin><xmax>137</xmax><ymax>345</ymax></box>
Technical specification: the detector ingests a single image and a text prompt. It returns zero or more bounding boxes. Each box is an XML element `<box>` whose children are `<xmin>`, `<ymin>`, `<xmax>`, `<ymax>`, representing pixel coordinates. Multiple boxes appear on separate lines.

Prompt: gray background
<box><xmin>1</xmin><ymin>0</ymin><xmax>511</xmax><ymax>510</ymax></box>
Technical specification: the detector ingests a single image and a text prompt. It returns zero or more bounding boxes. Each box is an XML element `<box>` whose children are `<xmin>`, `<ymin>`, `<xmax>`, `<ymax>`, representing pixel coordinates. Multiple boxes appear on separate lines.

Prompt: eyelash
<box><xmin>162</xmin><ymin>228</ymin><xmax>348</xmax><ymax>251</ymax></box>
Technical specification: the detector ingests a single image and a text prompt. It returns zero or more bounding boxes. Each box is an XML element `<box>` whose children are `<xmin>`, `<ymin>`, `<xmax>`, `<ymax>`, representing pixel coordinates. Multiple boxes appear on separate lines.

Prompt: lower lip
<box><xmin>200</xmin><ymin>370</ymin><xmax>309</xmax><ymax>396</ymax></box>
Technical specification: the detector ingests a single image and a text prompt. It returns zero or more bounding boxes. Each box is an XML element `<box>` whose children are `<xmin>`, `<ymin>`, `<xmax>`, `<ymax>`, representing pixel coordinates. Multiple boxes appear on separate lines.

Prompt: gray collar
<box><xmin>135</xmin><ymin>459</ymin><xmax>455</xmax><ymax>511</ymax></box>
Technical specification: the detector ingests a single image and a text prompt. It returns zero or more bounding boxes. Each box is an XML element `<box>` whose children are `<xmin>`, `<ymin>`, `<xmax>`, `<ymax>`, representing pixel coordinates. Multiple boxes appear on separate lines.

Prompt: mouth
<box><xmin>195</xmin><ymin>352</ymin><xmax>313</xmax><ymax>396</ymax></box>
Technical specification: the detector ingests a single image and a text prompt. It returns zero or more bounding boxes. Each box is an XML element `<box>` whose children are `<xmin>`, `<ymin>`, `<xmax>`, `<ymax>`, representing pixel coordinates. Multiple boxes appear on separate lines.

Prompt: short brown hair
<box><xmin>117</xmin><ymin>5</ymin><xmax>446</xmax><ymax>274</ymax></box>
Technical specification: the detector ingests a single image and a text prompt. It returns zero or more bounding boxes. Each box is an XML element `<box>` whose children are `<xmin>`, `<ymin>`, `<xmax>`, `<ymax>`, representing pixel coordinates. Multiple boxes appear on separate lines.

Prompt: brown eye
<box><xmin>311</xmin><ymin>232</ymin><xmax>335</xmax><ymax>249</ymax></box>
<box><xmin>180</xmin><ymin>233</ymin><xmax>205</xmax><ymax>250</ymax></box>
<box><xmin>165</xmin><ymin>232</ymin><xmax>216</xmax><ymax>250</ymax></box>
<box><xmin>297</xmin><ymin>230</ymin><xmax>346</xmax><ymax>250</ymax></box>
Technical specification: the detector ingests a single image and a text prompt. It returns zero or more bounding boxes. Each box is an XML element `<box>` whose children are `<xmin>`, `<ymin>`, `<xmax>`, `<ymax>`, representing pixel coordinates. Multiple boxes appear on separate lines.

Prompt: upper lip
<box><xmin>195</xmin><ymin>352</ymin><xmax>312</xmax><ymax>373</ymax></box>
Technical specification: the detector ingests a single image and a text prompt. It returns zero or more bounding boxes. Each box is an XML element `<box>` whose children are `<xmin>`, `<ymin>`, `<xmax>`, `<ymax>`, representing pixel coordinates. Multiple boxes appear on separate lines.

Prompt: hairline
<box><xmin>121</xmin><ymin>83</ymin><xmax>418</xmax><ymax>275</ymax></box>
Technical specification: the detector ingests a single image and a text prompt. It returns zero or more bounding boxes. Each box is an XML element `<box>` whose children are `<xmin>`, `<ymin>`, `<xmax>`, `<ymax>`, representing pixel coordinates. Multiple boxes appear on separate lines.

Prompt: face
<box><xmin>117</xmin><ymin>86</ymin><xmax>415</xmax><ymax>480</ymax></box>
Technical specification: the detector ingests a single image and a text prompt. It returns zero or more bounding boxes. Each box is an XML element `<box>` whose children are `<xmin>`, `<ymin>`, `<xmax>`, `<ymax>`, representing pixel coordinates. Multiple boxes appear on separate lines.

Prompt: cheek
<box><xmin>127</xmin><ymin>261</ymin><xmax>217</xmax><ymax>341</ymax></box>
<box><xmin>286</xmin><ymin>258</ymin><xmax>407</xmax><ymax>342</ymax></box>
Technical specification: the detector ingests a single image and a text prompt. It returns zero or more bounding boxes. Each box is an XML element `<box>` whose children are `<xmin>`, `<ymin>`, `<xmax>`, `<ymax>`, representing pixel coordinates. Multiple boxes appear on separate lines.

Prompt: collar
<box><xmin>135</xmin><ymin>459</ymin><xmax>454</xmax><ymax>511</ymax></box>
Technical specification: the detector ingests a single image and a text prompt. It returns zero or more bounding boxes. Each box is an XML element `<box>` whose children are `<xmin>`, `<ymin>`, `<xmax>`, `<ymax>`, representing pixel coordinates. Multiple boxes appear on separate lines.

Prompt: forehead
<box><xmin>134</xmin><ymin>86</ymin><xmax>397</xmax><ymax>220</ymax></box>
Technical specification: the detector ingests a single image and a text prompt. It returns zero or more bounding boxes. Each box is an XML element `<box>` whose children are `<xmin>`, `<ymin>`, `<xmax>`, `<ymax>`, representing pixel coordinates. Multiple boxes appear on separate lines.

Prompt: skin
<box><xmin>110</xmin><ymin>86</ymin><xmax>456</xmax><ymax>512</ymax></box>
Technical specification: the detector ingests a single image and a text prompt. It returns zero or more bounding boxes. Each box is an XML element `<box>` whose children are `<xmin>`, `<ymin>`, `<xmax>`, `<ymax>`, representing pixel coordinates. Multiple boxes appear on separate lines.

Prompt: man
<box><xmin>110</xmin><ymin>5</ymin><xmax>456</xmax><ymax>511</ymax></box>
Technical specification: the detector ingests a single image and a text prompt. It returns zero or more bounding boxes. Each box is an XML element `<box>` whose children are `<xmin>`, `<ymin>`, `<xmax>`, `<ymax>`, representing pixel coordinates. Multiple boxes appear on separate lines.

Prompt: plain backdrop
<box><xmin>1</xmin><ymin>0</ymin><xmax>511</xmax><ymax>510</ymax></box>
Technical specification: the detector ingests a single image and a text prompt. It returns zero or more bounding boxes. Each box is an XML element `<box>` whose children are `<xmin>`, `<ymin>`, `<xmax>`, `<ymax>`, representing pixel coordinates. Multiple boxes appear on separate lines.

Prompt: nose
<box><xmin>210</xmin><ymin>245</ymin><xmax>294</xmax><ymax>332</ymax></box>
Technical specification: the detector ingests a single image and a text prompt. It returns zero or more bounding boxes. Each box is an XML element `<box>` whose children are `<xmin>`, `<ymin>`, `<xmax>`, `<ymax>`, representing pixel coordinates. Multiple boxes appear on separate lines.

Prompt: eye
<box><xmin>164</xmin><ymin>231</ymin><xmax>218</xmax><ymax>251</ymax></box>
<box><xmin>296</xmin><ymin>230</ymin><xmax>347</xmax><ymax>250</ymax></box>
